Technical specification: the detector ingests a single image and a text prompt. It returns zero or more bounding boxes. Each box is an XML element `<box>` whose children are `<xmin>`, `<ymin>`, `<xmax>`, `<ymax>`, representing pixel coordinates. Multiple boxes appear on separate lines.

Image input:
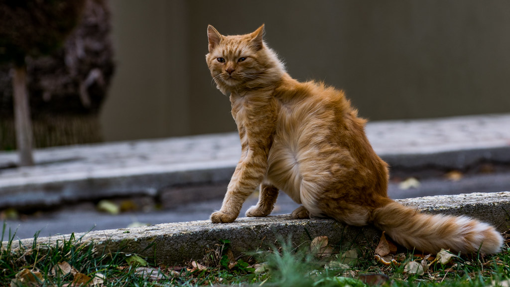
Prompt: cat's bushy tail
<box><xmin>372</xmin><ymin>201</ymin><xmax>503</xmax><ymax>254</ymax></box>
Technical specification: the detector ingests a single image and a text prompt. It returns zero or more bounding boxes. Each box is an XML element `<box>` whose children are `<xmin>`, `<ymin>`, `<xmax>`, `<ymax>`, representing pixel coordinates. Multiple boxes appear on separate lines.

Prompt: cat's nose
<box><xmin>226</xmin><ymin>67</ymin><xmax>235</xmax><ymax>74</ymax></box>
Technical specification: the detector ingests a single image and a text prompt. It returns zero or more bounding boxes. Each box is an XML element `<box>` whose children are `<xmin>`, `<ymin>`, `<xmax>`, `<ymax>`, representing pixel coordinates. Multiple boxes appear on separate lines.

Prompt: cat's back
<box><xmin>267</xmin><ymin>78</ymin><xmax>356</xmax><ymax>202</ymax></box>
<box><xmin>273</xmin><ymin>77</ymin><xmax>352</xmax><ymax>136</ymax></box>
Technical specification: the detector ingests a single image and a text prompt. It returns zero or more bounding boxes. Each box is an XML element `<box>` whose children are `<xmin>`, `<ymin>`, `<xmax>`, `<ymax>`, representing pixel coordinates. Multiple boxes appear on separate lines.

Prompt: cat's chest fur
<box><xmin>231</xmin><ymin>91</ymin><xmax>313</xmax><ymax>205</ymax></box>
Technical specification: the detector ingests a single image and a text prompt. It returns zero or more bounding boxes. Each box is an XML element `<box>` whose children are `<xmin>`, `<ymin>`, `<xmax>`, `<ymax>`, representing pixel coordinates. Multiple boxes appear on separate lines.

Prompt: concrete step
<box><xmin>7</xmin><ymin>192</ymin><xmax>510</xmax><ymax>265</ymax></box>
<box><xmin>1</xmin><ymin>113</ymin><xmax>510</xmax><ymax>209</ymax></box>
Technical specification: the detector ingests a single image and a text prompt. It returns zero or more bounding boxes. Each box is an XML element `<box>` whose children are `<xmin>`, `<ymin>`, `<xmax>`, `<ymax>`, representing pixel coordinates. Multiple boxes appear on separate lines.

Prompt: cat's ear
<box><xmin>207</xmin><ymin>25</ymin><xmax>222</xmax><ymax>52</ymax></box>
<box><xmin>249</xmin><ymin>24</ymin><xmax>265</xmax><ymax>51</ymax></box>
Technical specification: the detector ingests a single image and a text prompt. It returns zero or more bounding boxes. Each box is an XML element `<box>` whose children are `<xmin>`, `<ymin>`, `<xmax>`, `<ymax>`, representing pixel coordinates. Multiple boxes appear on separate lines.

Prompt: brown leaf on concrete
<box><xmin>479</xmin><ymin>164</ymin><xmax>495</xmax><ymax>174</ymax></box>
<box><xmin>97</xmin><ymin>200</ymin><xmax>119</xmax><ymax>215</ymax></box>
<box><xmin>445</xmin><ymin>170</ymin><xmax>463</xmax><ymax>181</ymax></box>
<box><xmin>1</xmin><ymin>208</ymin><xmax>19</xmax><ymax>220</ymax></box>
<box><xmin>120</xmin><ymin>200</ymin><xmax>138</xmax><ymax>212</ymax></box>
<box><xmin>399</xmin><ymin>177</ymin><xmax>420</xmax><ymax>189</ymax></box>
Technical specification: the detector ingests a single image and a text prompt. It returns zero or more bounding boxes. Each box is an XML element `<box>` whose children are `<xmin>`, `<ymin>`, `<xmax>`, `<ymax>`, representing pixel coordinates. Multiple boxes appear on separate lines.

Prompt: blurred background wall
<box><xmin>101</xmin><ymin>0</ymin><xmax>510</xmax><ymax>142</ymax></box>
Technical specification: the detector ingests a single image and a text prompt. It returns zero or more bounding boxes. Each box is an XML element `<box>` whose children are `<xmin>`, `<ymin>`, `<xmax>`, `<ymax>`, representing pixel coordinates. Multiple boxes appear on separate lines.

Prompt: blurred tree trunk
<box><xmin>12</xmin><ymin>64</ymin><xmax>34</xmax><ymax>166</ymax></box>
<box><xmin>0</xmin><ymin>0</ymin><xmax>115</xmax><ymax>151</ymax></box>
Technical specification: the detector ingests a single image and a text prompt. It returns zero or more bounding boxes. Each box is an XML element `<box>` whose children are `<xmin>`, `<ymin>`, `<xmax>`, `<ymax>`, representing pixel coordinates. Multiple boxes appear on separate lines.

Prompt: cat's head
<box><xmin>206</xmin><ymin>24</ymin><xmax>285</xmax><ymax>95</ymax></box>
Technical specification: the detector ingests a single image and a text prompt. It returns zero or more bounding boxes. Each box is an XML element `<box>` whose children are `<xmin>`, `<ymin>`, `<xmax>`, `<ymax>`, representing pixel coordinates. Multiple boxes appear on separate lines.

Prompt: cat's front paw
<box><xmin>210</xmin><ymin>211</ymin><xmax>237</xmax><ymax>223</ymax></box>
<box><xmin>245</xmin><ymin>205</ymin><xmax>271</xmax><ymax>217</ymax></box>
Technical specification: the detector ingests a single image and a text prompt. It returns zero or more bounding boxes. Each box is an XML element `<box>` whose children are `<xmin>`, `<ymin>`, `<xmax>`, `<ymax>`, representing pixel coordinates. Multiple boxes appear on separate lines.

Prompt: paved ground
<box><xmin>1</xmin><ymin>114</ymin><xmax>510</xmax><ymax>209</ymax></box>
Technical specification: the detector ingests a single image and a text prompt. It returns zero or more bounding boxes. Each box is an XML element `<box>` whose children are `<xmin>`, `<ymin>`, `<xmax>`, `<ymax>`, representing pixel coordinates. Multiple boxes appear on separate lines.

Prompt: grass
<box><xmin>1</xmin><ymin>223</ymin><xmax>510</xmax><ymax>286</ymax></box>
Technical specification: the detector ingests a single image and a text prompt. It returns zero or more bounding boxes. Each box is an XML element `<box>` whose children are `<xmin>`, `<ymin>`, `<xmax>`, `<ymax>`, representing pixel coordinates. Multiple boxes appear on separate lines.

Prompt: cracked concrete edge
<box><xmin>5</xmin><ymin>192</ymin><xmax>510</xmax><ymax>265</ymax></box>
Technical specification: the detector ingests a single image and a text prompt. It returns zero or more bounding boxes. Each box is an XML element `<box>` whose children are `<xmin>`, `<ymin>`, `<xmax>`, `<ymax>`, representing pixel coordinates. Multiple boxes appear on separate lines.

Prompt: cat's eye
<box><xmin>217</xmin><ymin>57</ymin><xmax>225</xmax><ymax>63</ymax></box>
<box><xmin>238</xmin><ymin>57</ymin><xmax>247</xmax><ymax>62</ymax></box>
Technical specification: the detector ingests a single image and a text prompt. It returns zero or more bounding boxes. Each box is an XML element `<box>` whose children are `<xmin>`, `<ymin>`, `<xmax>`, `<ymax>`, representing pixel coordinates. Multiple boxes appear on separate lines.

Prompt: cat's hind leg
<box><xmin>290</xmin><ymin>205</ymin><xmax>310</xmax><ymax>219</ymax></box>
<box><xmin>246</xmin><ymin>184</ymin><xmax>279</xmax><ymax>217</ymax></box>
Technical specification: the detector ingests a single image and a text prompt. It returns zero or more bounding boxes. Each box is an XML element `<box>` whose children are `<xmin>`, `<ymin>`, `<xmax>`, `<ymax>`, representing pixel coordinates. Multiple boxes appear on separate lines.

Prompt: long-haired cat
<box><xmin>205</xmin><ymin>24</ymin><xmax>503</xmax><ymax>254</ymax></box>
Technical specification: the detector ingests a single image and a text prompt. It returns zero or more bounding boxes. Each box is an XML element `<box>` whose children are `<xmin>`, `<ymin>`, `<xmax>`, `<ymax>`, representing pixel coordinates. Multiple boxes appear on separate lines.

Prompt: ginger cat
<box><xmin>205</xmin><ymin>24</ymin><xmax>503</xmax><ymax>254</ymax></box>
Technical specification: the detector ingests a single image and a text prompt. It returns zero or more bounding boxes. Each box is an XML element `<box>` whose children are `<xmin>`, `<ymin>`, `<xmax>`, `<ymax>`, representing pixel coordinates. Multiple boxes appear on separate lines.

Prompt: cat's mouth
<box><xmin>222</xmin><ymin>74</ymin><xmax>240</xmax><ymax>85</ymax></box>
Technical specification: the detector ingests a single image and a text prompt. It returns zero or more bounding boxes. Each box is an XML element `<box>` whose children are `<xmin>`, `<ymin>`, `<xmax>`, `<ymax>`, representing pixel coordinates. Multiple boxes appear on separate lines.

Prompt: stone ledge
<box><xmin>7</xmin><ymin>192</ymin><xmax>510</xmax><ymax>265</ymax></box>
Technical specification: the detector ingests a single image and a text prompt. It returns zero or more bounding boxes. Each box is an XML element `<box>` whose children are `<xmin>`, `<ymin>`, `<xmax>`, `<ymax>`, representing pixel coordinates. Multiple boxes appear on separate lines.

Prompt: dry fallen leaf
<box><xmin>492</xmin><ymin>279</ymin><xmax>510</xmax><ymax>287</ymax></box>
<box><xmin>120</xmin><ymin>200</ymin><xmax>138</xmax><ymax>212</ymax></box>
<box><xmin>310</xmin><ymin>236</ymin><xmax>328</xmax><ymax>252</ymax></box>
<box><xmin>72</xmin><ymin>273</ymin><xmax>92</xmax><ymax>286</ymax></box>
<box><xmin>421</xmin><ymin>258</ymin><xmax>429</xmax><ymax>273</ymax></box>
<box><xmin>253</xmin><ymin>263</ymin><xmax>268</xmax><ymax>274</ymax></box>
<box><xmin>226</xmin><ymin>249</ymin><xmax>235</xmax><ymax>262</ymax></box>
<box><xmin>375</xmin><ymin>232</ymin><xmax>397</xmax><ymax>257</ymax></box>
<box><xmin>310</xmin><ymin>236</ymin><xmax>334</xmax><ymax>258</ymax></box>
<box><xmin>1</xmin><ymin>208</ymin><xmax>19</xmax><ymax>220</ymax></box>
<box><xmin>91</xmin><ymin>273</ymin><xmax>105</xmax><ymax>286</ymax></box>
<box><xmin>359</xmin><ymin>273</ymin><xmax>390</xmax><ymax>286</ymax></box>
<box><xmin>404</xmin><ymin>261</ymin><xmax>424</xmax><ymax>275</ymax></box>
<box><xmin>11</xmin><ymin>269</ymin><xmax>44</xmax><ymax>286</ymax></box>
<box><xmin>126</xmin><ymin>254</ymin><xmax>148</xmax><ymax>267</ymax></box>
<box><xmin>480</xmin><ymin>164</ymin><xmax>495</xmax><ymax>174</ymax></box>
<box><xmin>445</xmin><ymin>170</ymin><xmax>463</xmax><ymax>181</ymax></box>
<box><xmin>97</xmin><ymin>200</ymin><xmax>119</xmax><ymax>215</ymax></box>
<box><xmin>436</xmin><ymin>249</ymin><xmax>455</xmax><ymax>265</ymax></box>
<box><xmin>399</xmin><ymin>178</ymin><xmax>420</xmax><ymax>190</ymax></box>
<box><xmin>191</xmin><ymin>261</ymin><xmax>207</xmax><ymax>271</ymax></box>
<box><xmin>50</xmin><ymin>261</ymin><xmax>73</xmax><ymax>276</ymax></box>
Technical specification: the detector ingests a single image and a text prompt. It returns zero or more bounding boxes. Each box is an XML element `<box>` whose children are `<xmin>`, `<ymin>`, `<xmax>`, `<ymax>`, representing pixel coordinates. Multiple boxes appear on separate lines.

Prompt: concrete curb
<box><xmin>7</xmin><ymin>192</ymin><xmax>510</xmax><ymax>265</ymax></box>
<box><xmin>1</xmin><ymin>114</ymin><xmax>510</xmax><ymax>209</ymax></box>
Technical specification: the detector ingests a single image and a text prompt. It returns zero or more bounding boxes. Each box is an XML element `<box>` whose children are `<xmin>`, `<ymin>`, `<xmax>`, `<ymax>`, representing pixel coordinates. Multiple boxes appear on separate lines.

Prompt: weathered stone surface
<box><xmin>1</xmin><ymin>114</ymin><xmax>509</xmax><ymax>209</ymax></box>
<box><xmin>7</xmin><ymin>192</ymin><xmax>510</xmax><ymax>265</ymax></box>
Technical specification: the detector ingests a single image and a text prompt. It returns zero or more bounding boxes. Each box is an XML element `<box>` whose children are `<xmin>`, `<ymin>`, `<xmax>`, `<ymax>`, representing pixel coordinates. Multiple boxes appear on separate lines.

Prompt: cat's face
<box><xmin>206</xmin><ymin>25</ymin><xmax>285</xmax><ymax>94</ymax></box>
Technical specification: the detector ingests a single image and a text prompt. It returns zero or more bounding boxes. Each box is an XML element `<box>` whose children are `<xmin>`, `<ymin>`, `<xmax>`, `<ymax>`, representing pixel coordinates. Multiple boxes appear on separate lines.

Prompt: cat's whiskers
<box><xmin>210</xmin><ymin>72</ymin><xmax>223</xmax><ymax>86</ymax></box>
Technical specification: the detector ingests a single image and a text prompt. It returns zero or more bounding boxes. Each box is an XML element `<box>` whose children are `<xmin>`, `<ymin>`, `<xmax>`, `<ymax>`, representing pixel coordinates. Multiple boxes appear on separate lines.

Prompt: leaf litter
<box><xmin>3</xmin><ymin>227</ymin><xmax>510</xmax><ymax>286</ymax></box>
